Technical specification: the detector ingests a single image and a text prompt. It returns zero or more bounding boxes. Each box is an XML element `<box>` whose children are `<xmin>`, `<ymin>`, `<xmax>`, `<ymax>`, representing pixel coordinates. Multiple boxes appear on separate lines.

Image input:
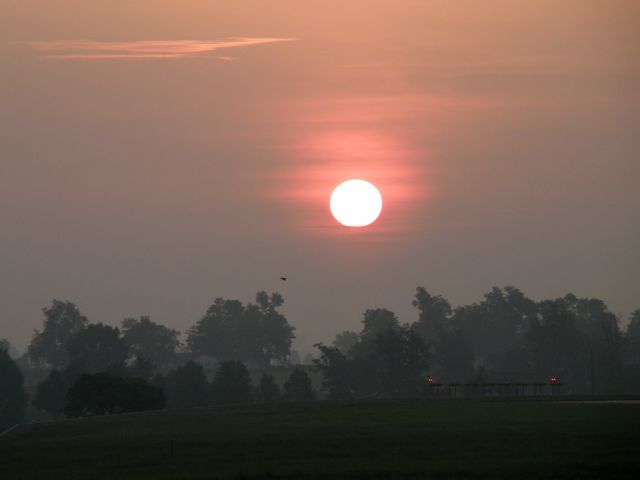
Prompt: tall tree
<box><xmin>528</xmin><ymin>300</ymin><xmax>581</xmax><ymax>385</ymax></box>
<box><xmin>360</xmin><ymin>308</ymin><xmax>400</xmax><ymax>342</ymax></box>
<box><xmin>187</xmin><ymin>292</ymin><xmax>295</xmax><ymax>367</ymax></box>
<box><xmin>28</xmin><ymin>300</ymin><xmax>88</xmax><ymax>369</ymax></box>
<box><xmin>374</xmin><ymin>325</ymin><xmax>430</xmax><ymax>397</ymax></box>
<box><xmin>450</xmin><ymin>303</ymin><xmax>490</xmax><ymax>360</ymax></box>
<box><xmin>556</xmin><ymin>294</ymin><xmax>624</xmax><ymax>393</ymax></box>
<box><xmin>627</xmin><ymin>310</ymin><xmax>640</xmax><ymax>343</ymax></box>
<box><xmin>483</xmin><ymin>287</ymin><xmax>537</xmax><ymax>345</ymax></box>
<box><xmin>254</xmin><ymin>292</ymin><xmax>296</xmax><ymax>365</ymax></box>
<box><xmin>188</xmin><ymin>298</ymin><xmax>244</xmax><ymax>360</ymax></box>
<box><xmin>344</xmin><ymin>317</ymin><xmax>431</xmax><ymax>398</ymax></box>
<box><xmin>121</xmin><ymin>316</ymin><xmax>180</xmax><ymax>368</ymax></box>
<box><xmin>66</xmin><ymin>323</ymin><xmax>129</xmax><ymax>374</ymax></box>
<box><xmin>314</xmin><ymin>344</ymin><xmax>354</xmax><ymax>400</ymax></box>
<box><xmin>622</xmin><ymin>309</ymin><xmax>640</xmax><ymax>392</ymax></box>
<box><xmin>412</xmin><ymin>287</ymin><xmax>452</xmax><ymax>344</ymax></box>
<box><xmin>0</xmin><ymin>347</ymin><xmax>27</xmax><ymax>430</ymax></box>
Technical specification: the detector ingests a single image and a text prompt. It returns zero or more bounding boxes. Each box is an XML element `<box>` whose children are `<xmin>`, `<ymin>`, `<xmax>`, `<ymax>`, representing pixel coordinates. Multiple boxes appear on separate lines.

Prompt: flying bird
<box><xmin>280</xmin><ymin>277</ymin><xmax>288</xmax><ymax>281</ymax></box>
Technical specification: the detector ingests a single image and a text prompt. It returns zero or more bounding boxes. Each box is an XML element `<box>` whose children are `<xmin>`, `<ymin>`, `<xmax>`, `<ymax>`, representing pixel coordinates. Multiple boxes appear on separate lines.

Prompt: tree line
<box><xmin>318</xmin><ymin>288</ymin><xmax>640</xmax><ymax>399</ymax></box>
<box><xmin>1</xmin><ymin>287</ymin><xmax>639</xmax><ymax>430</ymax></box>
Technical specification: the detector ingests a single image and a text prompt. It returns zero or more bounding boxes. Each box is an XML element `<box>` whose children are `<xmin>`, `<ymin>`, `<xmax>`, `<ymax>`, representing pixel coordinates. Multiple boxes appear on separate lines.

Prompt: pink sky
<box><xmin>1</xmin><ymin>0</ymin><xmax>638</xmax><ymax>353</ymax></box>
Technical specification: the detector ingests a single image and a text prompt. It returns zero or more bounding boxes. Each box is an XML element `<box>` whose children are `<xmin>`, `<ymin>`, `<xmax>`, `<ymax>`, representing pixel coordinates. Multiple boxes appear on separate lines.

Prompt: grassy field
<box><xmin>1</xmin><ymin>397</ymin><xmax>639</xmax><ymax>479</ymax></box>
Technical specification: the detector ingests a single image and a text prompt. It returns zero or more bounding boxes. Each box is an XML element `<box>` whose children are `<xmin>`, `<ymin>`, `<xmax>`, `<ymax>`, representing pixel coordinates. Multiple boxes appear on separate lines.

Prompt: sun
<box><xmin>330</xmin><ymin>179</ymin><xmax>383</xmax><ymax>227</ymax></box>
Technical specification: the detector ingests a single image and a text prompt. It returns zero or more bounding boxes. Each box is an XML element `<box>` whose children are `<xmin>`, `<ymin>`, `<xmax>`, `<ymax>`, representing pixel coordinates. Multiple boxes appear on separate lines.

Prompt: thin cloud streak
<box><xmin>25</xmin><ymin>38</ymin><xmax>294</xmax><ymax>60</ymax></box>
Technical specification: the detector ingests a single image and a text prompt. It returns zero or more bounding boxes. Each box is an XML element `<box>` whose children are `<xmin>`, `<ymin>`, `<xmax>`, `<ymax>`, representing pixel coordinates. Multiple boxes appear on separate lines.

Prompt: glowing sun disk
<box><xmin>330</xmin><ymin>179</ymin><xmax>382</xmax><ymax>227</ymax></box>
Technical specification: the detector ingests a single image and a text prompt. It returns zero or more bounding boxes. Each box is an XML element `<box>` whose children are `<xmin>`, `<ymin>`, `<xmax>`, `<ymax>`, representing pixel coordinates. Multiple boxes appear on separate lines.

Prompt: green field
<box><xmin>1</xmin><ymin>398</ymin><xmax>639</xmax><ymax>479</ymax></box>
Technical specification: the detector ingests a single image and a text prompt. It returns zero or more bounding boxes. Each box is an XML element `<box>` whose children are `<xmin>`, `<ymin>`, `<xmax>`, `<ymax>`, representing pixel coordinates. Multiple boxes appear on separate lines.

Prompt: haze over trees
<box><xmin>66</xmin><ymin>323</ymin><xmax>129</xmax><ymax>375</ymax></box>
<box><xmin>1</xmin><ymin>286</ymin><xmax>639</xmax><ymax>428</ymax></box>
<box><xmin>121</xmin><ymin>316</ymin><xmax>180</xmax><ymax>369</ymax></box>
<box><xmin>408</xmin><ymin>287</ymin><xmax>633</xmax><ymax>394</ymax></box>
<box><xmin>331</xmin><ymin>331</ymin><xmax>359</xmax><ymax>355</ymax></box>
<box><xmin>27</xmin><ymin>300</ymin><xmax>88</xmax><ymax>369</ymax></box>
<box><xmin>187</xmin><ymin>292</ymin><xmax>295</xmax><ymax>368</ymax></box>
<box><xmin>316</xmin><ymin>316</ymin><xmax>430</xmax><ymax>399</ymax></box>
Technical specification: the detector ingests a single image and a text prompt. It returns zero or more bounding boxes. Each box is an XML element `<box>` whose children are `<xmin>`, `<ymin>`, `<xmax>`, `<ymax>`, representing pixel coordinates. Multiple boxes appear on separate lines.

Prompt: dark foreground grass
<box><xmin>1</xmin><ymin>397</ymin><xmax>639</xmax><ymax>479</ymax></box>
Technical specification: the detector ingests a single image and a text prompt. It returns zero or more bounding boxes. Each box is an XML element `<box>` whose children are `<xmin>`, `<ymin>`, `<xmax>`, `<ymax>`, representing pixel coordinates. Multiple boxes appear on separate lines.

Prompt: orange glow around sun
<box><xmin>274</xmin><ymin>94</ymin><xmax>431</xmax><ymax>235</ymax></box>
<box><xmin>280</xmin><ymin>128</ymin><xmax>427</xmax><ymax>234</ymax></box>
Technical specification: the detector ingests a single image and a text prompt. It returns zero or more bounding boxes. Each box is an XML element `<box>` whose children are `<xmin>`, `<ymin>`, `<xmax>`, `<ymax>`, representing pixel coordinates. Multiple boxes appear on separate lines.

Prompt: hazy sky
<box><xmin>1</xmin><ymin>1</ymin><xmax>639</xmax><ymax>354</ymax></box>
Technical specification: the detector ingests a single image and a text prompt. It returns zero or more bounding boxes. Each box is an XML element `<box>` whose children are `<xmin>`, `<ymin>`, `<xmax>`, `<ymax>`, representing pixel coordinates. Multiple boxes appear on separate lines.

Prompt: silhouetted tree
<box><xmin>483</xmin><ymin>286</ymin><xmax>537</xmax><ymax>347</ymax></box>
<box><xmin>314</xmin><ymin>344</ymin><xmax>353</xmax><ymax>400</ymax></box>
<box><xmin>374</xmin><ymin>325</ymin><xmax>430</xmax><ymax>397</ymax></box>
<box><xmin>412</xmin><ymin>287</ymin><xmax>452</xmax><ymax>344</ymax></box>
<box><xmin>254</xmin><ymin>292</ymin><xmax>296</xmax><ymax>364</ymax></box>
<box><xmin>187</xmin><ymin>292</ymin><xmax>295</xmax><ymax>367</ymax></box>
<box><xmin>256</xmin><ymin>373</ymin><xmax>280</xmax><ymax>403</ymax></box>
<box><xmin>528</xmin><ymin>300</ymin><xmax>581</xmax><ymax>386</ymax></box>
<box><xmin>322</xmin><ymin>308</ymin><xmax>432</xmax><ymax>398</ymax></box>
<box><xmin>627</xmin><ymin>310</ymin><xmax>640</xmax><ymax>343</ymax></box>
<box><xmin>164</xmin><ymin>361</ymin><xmax>210</xmax><ymax>408</ymax></box>
<box><xmin>188</xmin><ymin>298</ymin><xmax>244</xmax><ymax>360</ymax></box>
<box><xmin>345</xmin><ymin>316</ymin><xmax>431</xmax><ymax>398</ymax></box>
<box><xmin>121</xmin><ymin>316</ymin><xmax>180</xmax><ymax>368</ymax></box>
<box><xmin>0</xmin><ymin>347</ymin><xmax>27</xmax><ymax>430</ymax></box>
<box><xmin>211</xmin><ymin>361</ymin><xmax>253</xmax><ymax>404</ymax></box>
<box><xmin>66</xmin><ymin>323</ymin><xmax>129</xmax><ymax>374</ymax></box>
<box><xmin>64</xmin><ymin>373</ymin><xmax>164</xmax><ymax>417</ymax></box>
<box><xmin>360</xmin><ymin>309</ymin><xmax>400</xmax><ymax>342</ymax></box>
<box><xmin>283</xmin><ymin>369</ymin><xmax>316</xmax><ymax>401</ymax></box>
<box><xmin>565</xmin><ymin>294</ymin><xmax>624</xmax><ymax>392</ymax></box>
<box><xmin>332</xmin><ymin>331</ymin><xmax>359</xmax><ymax>355</ymax></box>
<box><xmin>235</xmin><ymin>303</ymin><xmax>263</xmax><ymax>364</ymax></box>
<box><xmin>450</xmin><ymin>302</ymin><xmax>489</xmax><ymax>360</ymax></box>
<box><xmin>446</xmin><ymin>287</ymin><xmax>540</xmax><ymax>379</ymax></box>
<box><xmin>28</xmin><ymin>300</ymin><xmax>88</xmax><ymax>369</ymax></box>
<box><xmin>625</xmin><ymin>310</ymin><xmax>640</xmax><ymax>365</ymax></box>
<box><xmin>622</xmin><ymin>309</ymin><xmax>640</xmax><ymax>392</ymax></box>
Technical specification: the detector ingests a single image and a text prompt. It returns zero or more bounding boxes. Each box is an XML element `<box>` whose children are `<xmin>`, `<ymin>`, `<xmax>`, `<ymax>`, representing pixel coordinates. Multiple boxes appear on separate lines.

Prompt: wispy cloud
<box><xmin>24</xmin><ymin>38</ymin><xmax>294</xmax><ymax>60</ymax></box>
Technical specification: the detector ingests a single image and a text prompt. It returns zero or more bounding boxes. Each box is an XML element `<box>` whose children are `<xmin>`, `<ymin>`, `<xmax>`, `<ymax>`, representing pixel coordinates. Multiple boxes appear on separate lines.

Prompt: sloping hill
<box><xmin>1</xmin><ymin>398</ymin><xmax>639</xmax><ymax>479</ymax></box>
